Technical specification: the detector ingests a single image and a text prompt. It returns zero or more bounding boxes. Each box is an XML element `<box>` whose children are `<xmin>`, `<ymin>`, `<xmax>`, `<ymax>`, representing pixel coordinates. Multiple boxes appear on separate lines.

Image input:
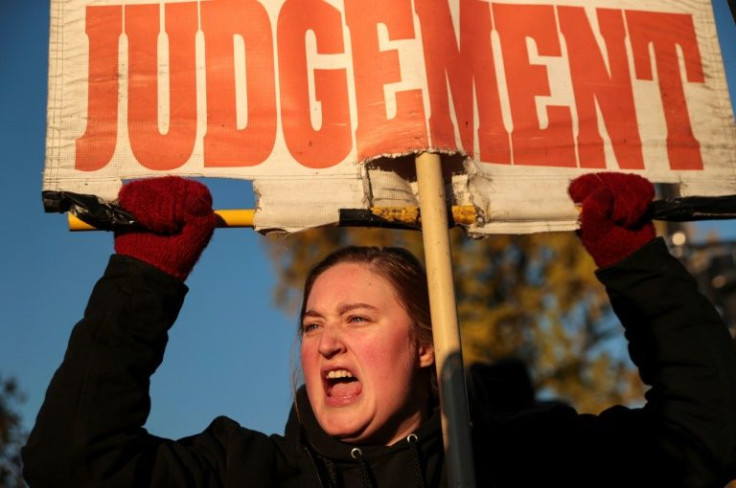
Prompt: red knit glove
<box><xmin>568</xmin><ymin>172</ymin><xmax>656</xmax><ymax>269</ymax></box>
<box><xmin>114</xmin><ymin>176</ymin><xmax>217</xmax><ymax>281</ymax></box>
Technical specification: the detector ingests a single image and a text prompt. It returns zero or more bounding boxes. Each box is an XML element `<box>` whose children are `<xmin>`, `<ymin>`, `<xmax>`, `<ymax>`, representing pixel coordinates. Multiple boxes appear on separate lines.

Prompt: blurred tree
<box><xmin>0</xmin><ymin>374</ymin><xmax>25</xmax><ymax>488</ymax></box>
<box><xmin>266</xmin><ymin>227</ymin><xmax>646</xmax><ymax>414</ymax></box>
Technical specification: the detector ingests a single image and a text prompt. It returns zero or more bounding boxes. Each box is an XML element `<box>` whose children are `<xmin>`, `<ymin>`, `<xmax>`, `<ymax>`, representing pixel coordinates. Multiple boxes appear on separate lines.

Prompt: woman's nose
<box><xmin>317</xmin><ymin>325</ymin><xmax>346</xmax><ymax>358</ymax></box>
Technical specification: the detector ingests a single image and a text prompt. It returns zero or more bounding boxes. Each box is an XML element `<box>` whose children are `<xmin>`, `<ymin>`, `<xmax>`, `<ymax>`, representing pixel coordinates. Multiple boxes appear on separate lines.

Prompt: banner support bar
<box><xmin>65</xmin><ymin>195</ymin><xmax>736</xmax><ymax>232</ymax></box>
<box><xmin>67</xmin><ymin>206</ymin><xmax>480</xmax><ymax>231</ymax></box>
<box><xmin>415</xmin><ymin>152</ymin><xmax>476</xmax><ymax>487</ymax></box>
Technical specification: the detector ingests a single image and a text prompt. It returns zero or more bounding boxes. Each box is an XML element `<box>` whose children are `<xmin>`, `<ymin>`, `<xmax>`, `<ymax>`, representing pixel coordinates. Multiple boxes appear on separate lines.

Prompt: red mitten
<box><xmin>568</xmin><ymin>172</ymin><xmax>656</xmax><ymax>268</ymax></box>
<box><xmin>114</xmin><ymin>176</ymin><xmax>217</xmax><ymax>280</ymax></box>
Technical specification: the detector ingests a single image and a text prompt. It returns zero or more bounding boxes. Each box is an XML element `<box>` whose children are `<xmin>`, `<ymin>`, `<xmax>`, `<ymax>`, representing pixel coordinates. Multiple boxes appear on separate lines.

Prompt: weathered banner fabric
<box><xmin>44</xmin><ymin>0</ymin><xmax>736</xmax><ymax>234</ymax></box>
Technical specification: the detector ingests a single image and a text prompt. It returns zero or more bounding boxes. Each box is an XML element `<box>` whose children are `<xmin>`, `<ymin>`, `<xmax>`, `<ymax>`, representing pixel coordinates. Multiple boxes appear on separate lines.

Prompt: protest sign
<box><xmin>43</xmin><ymin>0</ymin><xmax>736</xmax><ymax>234</ymax></box>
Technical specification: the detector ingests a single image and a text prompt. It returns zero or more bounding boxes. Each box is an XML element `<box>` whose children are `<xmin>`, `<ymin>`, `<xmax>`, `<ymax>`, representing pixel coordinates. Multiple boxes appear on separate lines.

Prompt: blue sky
<box><xmin>0</xmin><ymin>0</ymin><xmax>734</xmax><ymax>443</ymax></box>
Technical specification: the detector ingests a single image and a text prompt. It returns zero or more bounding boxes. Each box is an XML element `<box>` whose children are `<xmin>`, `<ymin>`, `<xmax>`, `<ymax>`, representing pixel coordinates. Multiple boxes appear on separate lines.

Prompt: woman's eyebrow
<box><xmin>337</xmin><ymin>303</ymin><xmax>379</xmax><ymax>315</ymax></box>
<box><xmin>302</xmin><ymin>310</ymin><xmax>323</xmax><ymax>319</ymax></box>
<box><xmin>302</xmin><ymin>303</ymin><xmax>379</xmax><ymax>319</ymax></box>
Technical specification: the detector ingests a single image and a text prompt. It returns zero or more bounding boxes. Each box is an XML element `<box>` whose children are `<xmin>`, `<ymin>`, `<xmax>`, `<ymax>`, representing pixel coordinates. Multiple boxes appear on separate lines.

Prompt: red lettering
<box><xmin>126</xmin><ymin>3</ymin><xmax>198</xmax><ymax>170</ymax></box>
<box><xmin>278</xmin><ymin>0</ymin><xmax>351</xmax><ymax>168</ymax></box>
<box><xmin>75</xmin><ymin>6</ymin><xmax>122</xmax><ymax>171</ymax></box>
<box><xmin>415</xmin><ymin>0</ymin><xmax>510</xmax><ymax>164</ymax></box>
<box><xmin>559</xmin><ymin>7</ymin><xmax>643</xmax><ymax>169</ymax></box>
<box><xmin>627</xmin><ymin>10</ymin><xmax>704</xmax><ymax>170</ymax></box>
<box><xmin>202</xmin><ymin>0</ymin><xmax>276</xmax><ymax>167</ymax></box>
<box><xmin>344</xmin><ymin>0</ymin><xmax>427</xmax><ymax>160</ymax></box>
<box><xmin>493</xmin><ymin>4</ymin><xmax>575</xmax><ymax>167</ymax></box>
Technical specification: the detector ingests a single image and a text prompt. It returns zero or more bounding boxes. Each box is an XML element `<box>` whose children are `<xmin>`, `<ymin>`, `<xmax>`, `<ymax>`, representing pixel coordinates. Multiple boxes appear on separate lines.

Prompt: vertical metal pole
<box><xmin>415</xmin><ymin>152</ymin><xmax>476</xmax><ymax>487</ymax></box>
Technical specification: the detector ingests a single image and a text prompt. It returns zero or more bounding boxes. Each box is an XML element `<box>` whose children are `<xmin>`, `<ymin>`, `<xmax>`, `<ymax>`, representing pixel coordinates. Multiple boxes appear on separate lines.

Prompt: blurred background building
<box><xmin>661</xmin><ymin>184</ymin><xmax>736</xmax><ymax>337</ymax></box>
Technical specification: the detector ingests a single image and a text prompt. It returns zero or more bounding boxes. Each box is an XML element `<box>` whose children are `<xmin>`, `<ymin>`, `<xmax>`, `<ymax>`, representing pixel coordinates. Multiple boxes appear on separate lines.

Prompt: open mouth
<box><xmin>323</xmin><ymin>369</ymin><xmax>361</xmax><ymax>400</ymax></box>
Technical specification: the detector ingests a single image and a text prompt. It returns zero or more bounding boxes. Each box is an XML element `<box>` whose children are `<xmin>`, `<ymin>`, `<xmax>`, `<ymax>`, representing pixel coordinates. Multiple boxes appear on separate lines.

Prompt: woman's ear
<box><xmin>417</xmin><ymin>343</ymin><xmax>435</xmax><ymax>368</ymax></box>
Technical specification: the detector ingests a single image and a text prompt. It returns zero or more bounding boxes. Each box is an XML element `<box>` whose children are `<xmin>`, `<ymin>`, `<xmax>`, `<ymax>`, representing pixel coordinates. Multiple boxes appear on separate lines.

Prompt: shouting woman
<box><xmin>22</xmin><ymin>174</ymin><xmax>736</xmax><ymax>487</ymax></box>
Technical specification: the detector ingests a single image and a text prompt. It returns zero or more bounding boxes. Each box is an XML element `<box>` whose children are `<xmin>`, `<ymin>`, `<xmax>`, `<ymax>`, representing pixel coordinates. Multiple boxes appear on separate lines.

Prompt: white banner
<box><xmin>44</xmin><ymin>0</ymin><xmax>736</xmax><ymax>234</ymax></box>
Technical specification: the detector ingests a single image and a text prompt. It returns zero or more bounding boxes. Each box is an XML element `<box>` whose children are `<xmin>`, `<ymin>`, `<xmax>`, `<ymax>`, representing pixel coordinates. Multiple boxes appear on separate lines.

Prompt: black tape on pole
<box><xmin>648</xmin><ymin>195</ymin><xmax>736</xmax><ymax>222</ymax></box>
<box><xmin>42</xmin><ymin>190</ymin><xmax>139</xmax><ymax>231</ymax></box>
<box><xmin>338</xmin><ymin>209</ymin><xmax>420</xmax><ymax>230</ymax></box>
<box><xmin>337</xmin><ymin>208</ymin><xmax>466</xmax><ymax>230</ymax></box>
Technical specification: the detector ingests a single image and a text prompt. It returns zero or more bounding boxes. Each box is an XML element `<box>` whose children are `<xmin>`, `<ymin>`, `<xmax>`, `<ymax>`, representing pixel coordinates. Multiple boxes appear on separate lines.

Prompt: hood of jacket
<box><xmin>283</xmin><ymin>386</ymin><xmax>444</xmax><ymax>487</ymax></box>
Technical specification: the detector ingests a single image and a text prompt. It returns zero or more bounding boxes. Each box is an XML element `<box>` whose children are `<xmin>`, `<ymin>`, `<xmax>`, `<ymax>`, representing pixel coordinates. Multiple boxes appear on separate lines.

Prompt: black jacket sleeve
<box><xmin>21</xmin><ymin>255</ymin><xmax>267</xmax><ymax>487</ymax></box>
<box><xmin>595</xmin><ymin>238</ymin><xmax>736</xmax><ymax>487</ymax></box>
<box><xmin>471</xmin><ymin>238</ymin><xmax>736</xmax><ymax>488</ymax></box>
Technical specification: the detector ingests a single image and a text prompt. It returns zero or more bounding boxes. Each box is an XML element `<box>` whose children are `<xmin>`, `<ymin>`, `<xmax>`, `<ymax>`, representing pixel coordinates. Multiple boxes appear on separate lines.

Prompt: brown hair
<box><xmin>299</xmin><ymin>246</ymin><xmax>437</xmax><ymax>399</ymax></box>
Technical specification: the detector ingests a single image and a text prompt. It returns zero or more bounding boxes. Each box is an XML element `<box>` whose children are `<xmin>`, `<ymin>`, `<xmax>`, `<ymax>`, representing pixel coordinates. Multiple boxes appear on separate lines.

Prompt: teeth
<box><xmin>326</xmin><ymin>369</ymin><xmax>354</xmax><ymax>379</ymax></box>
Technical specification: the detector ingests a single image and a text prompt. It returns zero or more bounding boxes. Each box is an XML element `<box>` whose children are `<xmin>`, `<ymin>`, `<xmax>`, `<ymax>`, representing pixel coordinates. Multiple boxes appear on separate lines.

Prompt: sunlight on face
<box><xmin>300</xmin><ymin>263</ymin><xmax>434</xmax><ymax>446</ymax></box>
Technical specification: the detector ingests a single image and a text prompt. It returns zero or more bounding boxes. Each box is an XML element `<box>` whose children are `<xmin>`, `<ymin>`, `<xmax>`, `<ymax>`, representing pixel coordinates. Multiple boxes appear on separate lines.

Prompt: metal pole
<box><xmin>415</xmin><ymin>152</ymin><xmax>476</xmax><ymax>487</ymax></box>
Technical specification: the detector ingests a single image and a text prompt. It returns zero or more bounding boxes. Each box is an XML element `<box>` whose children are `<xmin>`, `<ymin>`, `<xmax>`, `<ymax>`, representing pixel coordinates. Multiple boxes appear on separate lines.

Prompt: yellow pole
<box><xmin>68</xmin><ymin>209</ymin><xmax>256</xmax><ymax>231</ymax></box>
<box><xmin>67</xmin><ymin>206</ymin><xmax>477</xmax><ymax>231</ymax></box>
<box><xmin>415</xmin><ymin>152</ymin><xmax>475</xmax><ymax>487</ymax></box>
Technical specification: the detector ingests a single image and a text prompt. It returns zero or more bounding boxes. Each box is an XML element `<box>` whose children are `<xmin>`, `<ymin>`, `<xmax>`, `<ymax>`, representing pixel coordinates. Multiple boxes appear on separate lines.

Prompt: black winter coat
<box><xmin>22</xmin><ymin>239</ymin><xmax>736</xmax><ymax>487</ymax></box>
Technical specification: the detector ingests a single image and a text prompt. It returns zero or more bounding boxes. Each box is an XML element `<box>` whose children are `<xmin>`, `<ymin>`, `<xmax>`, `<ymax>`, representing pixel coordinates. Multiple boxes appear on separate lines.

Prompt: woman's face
<box><xmin>300</xmin><ymin>263</ymin><xmax>434</xmax><ymax>446</ymax></box>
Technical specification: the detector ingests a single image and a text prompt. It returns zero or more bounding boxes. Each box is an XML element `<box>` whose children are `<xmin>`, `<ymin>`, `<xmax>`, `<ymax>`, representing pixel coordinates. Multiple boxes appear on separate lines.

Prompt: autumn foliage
<box><xmin>266</xmin><ymin>227</ymin><xmax>646</xmax><ymax>414</ymax></box>
<box><xmin>0</xmin><ymin>374</ymin><xmax>25</xmax><ymax>488</ymax></box>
